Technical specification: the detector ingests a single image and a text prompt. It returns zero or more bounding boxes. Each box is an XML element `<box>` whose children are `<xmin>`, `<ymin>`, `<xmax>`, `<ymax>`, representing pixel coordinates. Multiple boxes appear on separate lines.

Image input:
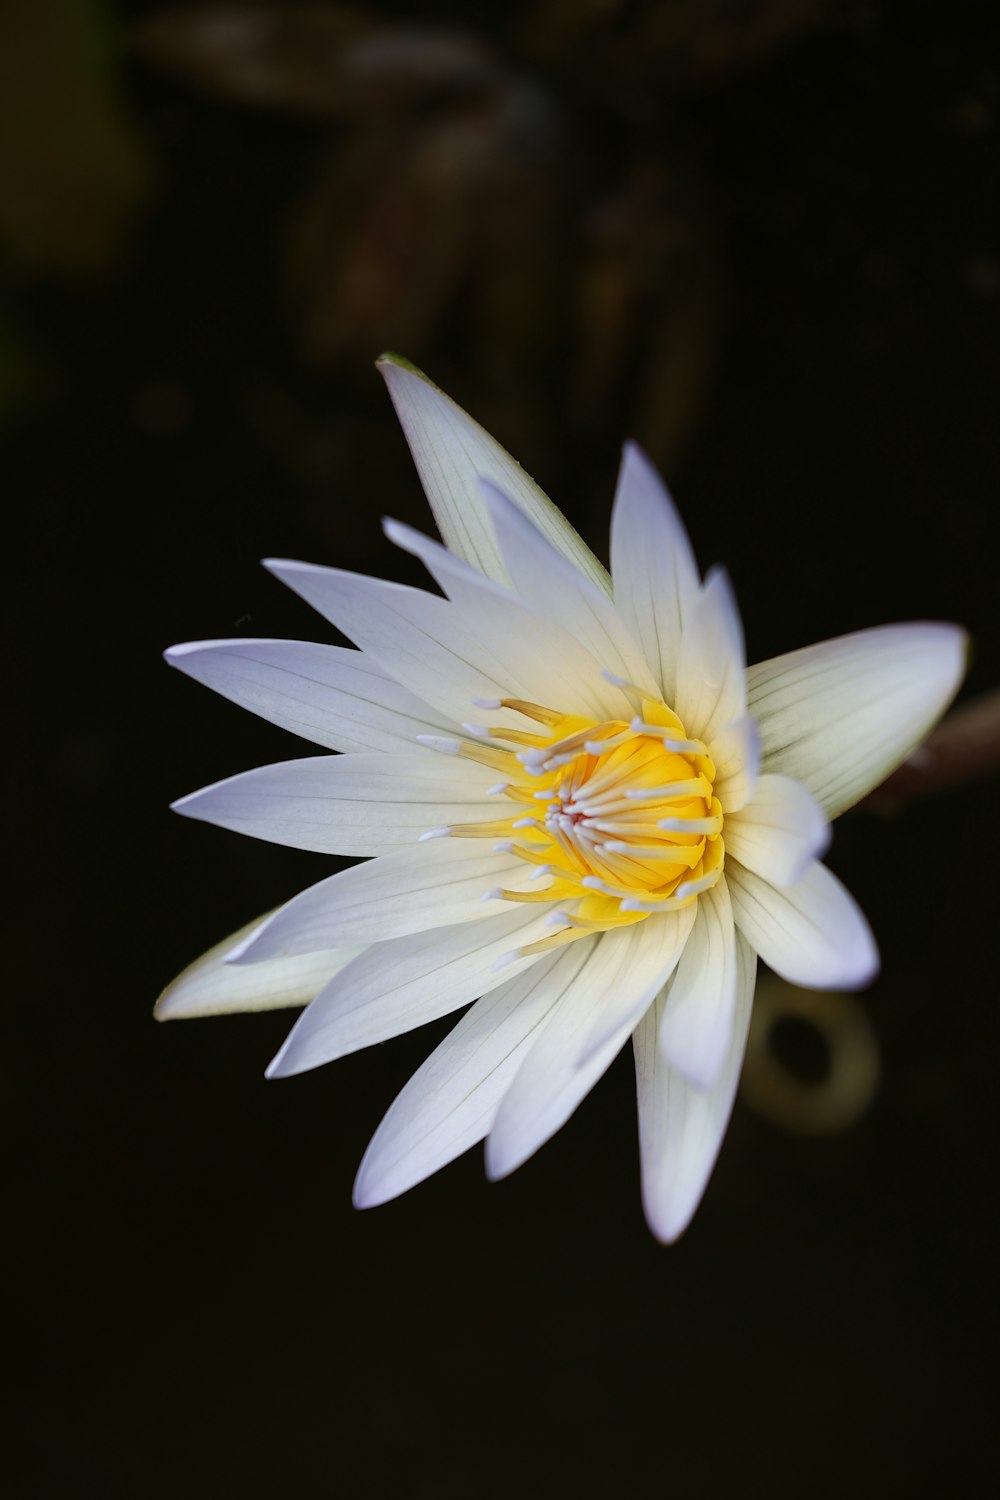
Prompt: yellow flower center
<box><xmin>426</xmin><ymin>695</ymin><xmax>725</xmax><ymax>959</ymax></box>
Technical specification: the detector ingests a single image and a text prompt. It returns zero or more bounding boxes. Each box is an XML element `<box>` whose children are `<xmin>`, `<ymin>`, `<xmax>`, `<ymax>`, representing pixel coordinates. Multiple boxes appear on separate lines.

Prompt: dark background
<box><xmin>8</xmin><ymin>1</ymin><xmax>999</xmax><ymax>1495</ymax></box>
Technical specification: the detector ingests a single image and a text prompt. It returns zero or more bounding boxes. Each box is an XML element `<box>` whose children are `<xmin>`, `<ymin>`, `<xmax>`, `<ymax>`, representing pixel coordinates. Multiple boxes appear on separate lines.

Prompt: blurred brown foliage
<box><xmin>127</xmin><ymin>0</ymin><xmax>832</xmax><ymax>473</ymax></box>
<box><xmin>0</xmin><ymin>0</ymin><xmax>149</xmax><ymax>276</ymax></box>
<box><xmin>0</xmin><ymin>0</ymin><xmax>150</xmax><ymax>422</ymax></box>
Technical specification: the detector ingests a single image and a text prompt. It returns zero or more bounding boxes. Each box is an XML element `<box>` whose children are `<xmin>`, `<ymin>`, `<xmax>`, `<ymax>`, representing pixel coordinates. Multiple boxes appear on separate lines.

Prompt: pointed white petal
<box><xmin>266</xmin><ymin>905</ymin><xmax>556</xmax><ymax>1077</ymax></box>
<box><xmin>609</xmin><ymin>442</ymin><xmax>701</xmax><ymax>702</ymax></box>
<box><xmin>727</xmin><ymin>858</ymin><xmax>879</xmax><ymax>990</ymax></box>
<box><xmin>658</xmin><ymin>879</ymin><xmax>737</xmax><ymax>1088</ymax></box>
<box><xmin>674</xmin><ymin>567</ymin><xmax>747</xmax><ymax>745</ymax></box>
<box><xmin>230</xmin><ymin>839</ymin><xmax>530</xmax><ymax>961</ymax></box>
<box><xmin>171</xmin><ymin>751</ymin><xmax>498</xmax><ymax>856</ymax></box>
<box><xmin>263</xmin><ymin>560</ymin><xmax>522</xmax><ymax>729</ymax></box>
<box><xmin>378</xmin><ymin>353</ymin><xmax>610</xmax><ymax>593</ymax></box>
<box><xmin>746</xmin><ymin>623</ymin><xmax>967</xmax><ymax>819</ymax></box>
<box><xmin>382</xmin><ymin>518</ymin><xmax>632</xmax><ymax>722</ymax></box>
<box><xmin>352</xmin><ymin>945</ymin><xmax>589</xmax><ymax>1207</ymax></box>
<box><xmin>576</xmin><ymin>904</ymin><xmax>697</xmax><ymax>1064</ymax></box>
<box><xmin>155</xmin><ymin>914</ymin><xmax>363</xmax><ymax>1020</ymax></box>
<box><xmin>708</xmin><ymin>713</ymin><xmax>760</xmax><ymax>814</ymax></box>
<box><xmin>164</xmin><ymin>638</ymin><xmax>453</xmax><ymax>753</ymax></box>
<box><xmin>634</xmin><ymin>928</ymin><xmax>757</xmax><ymax>1243</ymax></box>
<box><xmin>723</xmin><ymin>773</ymin><xmax>829</xmax><ymax>887</ymax></box>
<box><xmin>486</xmin><ymin>922</ymin><xmax>665</xmax><ymax>1180</ymax></box>
<box><xmin>476</xmin><ymin>480</ymin><xmax>658</xmax><ymax>692</ymax></box>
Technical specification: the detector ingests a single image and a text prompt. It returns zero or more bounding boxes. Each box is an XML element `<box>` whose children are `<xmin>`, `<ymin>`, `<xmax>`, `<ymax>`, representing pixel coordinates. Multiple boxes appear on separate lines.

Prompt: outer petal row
<box><xmin>266</xmin><ymin>555</ymin><xmax>630</xmax><ymax>729</ymax></box>
<box><xmin>477</xmin><ymin>480</ymin><xmax>658</xmax><ymax>694</ymax></box>
<box><xmin>353</xmin><ymin>945</ymin><xmax>592</xmax><ymax>1207</ymax></box>
<box><xmin>378</xmin><ymin>354</ymin><xmax>611</xmax><ymax>593</ymax></box>
<box><xmin>658</xmin><ymin>878</ymin><xmax>737</xmax><ymax>1090</ymax></box>
<box><xmin>163</xmin><ymin>638</ymin><xmax>453</xmax><ymax>753</ymax></box>
<box><xmin>154</xmin><ymin>914</ymin><xmax>364</xmax><ymax>1021</ymax></box>
<box><xmin>674</xmin><ymin>567</ymin><xmax>747</xmax><ymax>746</ymax></box>
<box><xmin>353</xmin><ymin>914</ymin><xmax>699</xmax><ymax>1207</ymax></box>
<box><xmin>380</xmin><ymin>517</ymin><xmax>633</xmax><ymax>720</ymax></box>
<box><xmin>170</xmin><ymin>750</ymin><xmax>501</xmax><ymax>857</ymax></box>
<box><xmin>266</xmin><ymin>904</ymin><xmax>558</xmax><ymax>1077</ymax></box>
<box><xmin>228</xmin><ymin>837</ymin><xmax>535</xmax><ymax>961</ymax></box>
<box><xmin>747</xmin><ymin>623</ymin><xmax>967</xmax><ymax>818</ymax></box>
<box><xmin>723</xmin><ymin>773</ymin><xmax>829</xmax><ymax>887</ymax></box>
<box><xmin>727</xmin><ymin>857</ymin><xmax>878</xmax><ymax>991</ymax></box>
<box><xmin>634</xmin><ymin>926</ymin><xmax>757</xmax><ymax>1243</ymax></box>
<box><xmin>610</xmin><ymin>442</ymin><xmax>700</xmax><ymax>705</ymax></box>
<box><xmin>486</xmin><ymin>920</ymin><xmax>689</xmax><ymax>1181</ymax></box>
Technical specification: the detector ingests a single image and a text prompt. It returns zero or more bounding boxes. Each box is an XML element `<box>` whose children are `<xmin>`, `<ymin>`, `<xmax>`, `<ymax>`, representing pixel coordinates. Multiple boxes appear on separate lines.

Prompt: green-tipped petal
<box><xmin>155</xmin><ymin>915</ymin><xmax>365</xmax><ymax>1020</ymax></box>
<box><xmin>377</xmin><ymin>353</ymin><xmax>610</xmax><ymax>594</ymax></box>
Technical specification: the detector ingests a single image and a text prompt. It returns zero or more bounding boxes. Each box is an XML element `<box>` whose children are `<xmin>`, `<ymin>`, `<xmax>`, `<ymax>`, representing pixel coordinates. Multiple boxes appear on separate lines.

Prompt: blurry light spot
<box><xmin>741</xmin><ymin>976</ymin><xmax>880</xmax><ymax>1136</ymax></box>
<box><xmin>770</xmin><ymin>1014</ymin><xmax>831</xmax><ymax>1086</ymax></box>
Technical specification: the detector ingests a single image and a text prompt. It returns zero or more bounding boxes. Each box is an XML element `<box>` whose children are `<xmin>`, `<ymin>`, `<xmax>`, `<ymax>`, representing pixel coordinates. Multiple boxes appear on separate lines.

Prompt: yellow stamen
<box><xmin>434</xmin><ymin>693</ymin><xmax>727</xmax><ymax>938</ymax></box>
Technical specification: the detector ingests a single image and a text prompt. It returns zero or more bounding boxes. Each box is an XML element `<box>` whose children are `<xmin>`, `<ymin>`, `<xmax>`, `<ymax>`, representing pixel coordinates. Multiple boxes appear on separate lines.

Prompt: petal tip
<box><xmin>483</xmin><ymin>1137</ymin><xmax>517</xmax><ymax>1183</ymax></box>
<box><xmin>640</xmin><ymin>1178</ymin><xmax>703</xmax><ymax>1244</ymax></box>
<box><xmin>375</xmin><ymin>350</ymin><xmax>423</xmax><ymax>376</ymax></box>
<box><xmin>658</xmin><ymin>1036</ymin><xmax>726</xmax><ymax>1094</ymax></box>
<box><xmin>351</xmin><ymin>1160</ymin><xmax>390</xmax><ymax>1210</ymax></box>
<box><xmin>646</xmin><ymin>1212</ymin><xmax>689</xmax><ymax>1247</ymax></box>
<box><xmin>351</xmin><ymin>1177</ymin><xmax>375</xmax><ymax>1210</ymax></box>
<box><xmin>261</xmin><ymin>556</ymin><xmax>312</xmax><ymax>579</ymax></box>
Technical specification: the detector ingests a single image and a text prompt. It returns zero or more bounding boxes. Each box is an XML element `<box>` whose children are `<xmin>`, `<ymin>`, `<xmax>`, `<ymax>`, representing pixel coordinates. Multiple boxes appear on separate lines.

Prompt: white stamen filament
<box><xmin>624</xmin><ymin>778</ymin><xmax>711</xmax><ymax>802</ymax></box>
<box><xmin>659</xmin><ymin>815</ymin><xmax>723</xmax><ymax>835</ymax></box>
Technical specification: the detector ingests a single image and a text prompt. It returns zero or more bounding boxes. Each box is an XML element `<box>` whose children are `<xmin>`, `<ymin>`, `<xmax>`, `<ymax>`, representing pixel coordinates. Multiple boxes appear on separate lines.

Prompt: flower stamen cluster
<box><xmin>420</xmin><ymin>694</ymin><xmax>725</xmax><ymax>961</ymax></box>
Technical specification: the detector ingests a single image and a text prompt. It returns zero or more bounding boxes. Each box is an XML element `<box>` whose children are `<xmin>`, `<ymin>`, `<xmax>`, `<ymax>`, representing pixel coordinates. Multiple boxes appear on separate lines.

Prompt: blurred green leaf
<box><xmin>0</xmin><ymin>0</ymin><xmax>150</xmax><ymax>276</ymax></box>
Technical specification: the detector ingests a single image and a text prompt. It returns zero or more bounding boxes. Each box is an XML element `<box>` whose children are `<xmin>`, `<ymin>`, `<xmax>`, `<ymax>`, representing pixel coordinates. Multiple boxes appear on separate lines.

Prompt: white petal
<box><xmin>486</xmin><ymin>922</ymin><xmax>666</xmax><ymax>1180</ymax></box>
<box><xmin>229</xmin><ymin>839</ymin><xmax>530</xmax><ymax>961</ymax></box>
<box><xmin>378</xmin><ymin>353</ymin><xmax>610</xmax><ymax>593</ymax></box>
<box><xmin>658</xmin><ymin>878</ymin><xmax>737</xmax><ymax>1088</ymax></box>
<box><xmin>264</xmin><ymin>560</ymin><xmax>521</xmax><ymax>729</ymax></box>
<box><xmin>722</xmin><ymin>773</ymin><xmax>829</xmax><ymax>887</ymax></box>
<box><xmin>674</xmin><ymin>567</ymin><xmax>747</xmax><ymax>745</ymax></box>
<box><xmin>266</xmin><ymin>905</ymin><xmax>556</xmax><ymax>1077</ymax></box>
<box><xmin>383</xmin><ymin>518</ymin><xmax>632</xmax><ymax>721</ymax></box>
<box><xmin>634</xmin><ymin>928</ymin><xmax>757</xmax><ymax>1243</ymax></box>
<box><xmin>171</xmin><ymin>751</ymin><xmax>498</xmax><ymax>856</ymax></box>
<box><xmin>727</xmin><ymin>858</ymin><xmax>879</xmax><ymax>991</ymax></box>
<box><xmin>352</xmin><ymin>946</ymin><xmax>588</xmax><ymax>1207</ymax></box>
<box><xmin>576</xmin><ymin>904</ymin><xmax>697</xmax><ymax>1064</ymax></box>
<box><xmin>164</xmin><ymin>638</ymin><xmax>453</xmax><ymax>753</ymax></box>
<box><xmin>609</xmin><ymin>442</ymin><xmax>700</xmax><ymax>703</ymax></box>
<box><xmin>708</xmin><ymin>713</ymin><xmax>760</xmax><ymax>814</ymax></box>
<box><xmin>746</xmin><ymin>623</ymin><xmax>967</xmax><ymax>819</ymax></box>
<box><xmin>476</xmin><ymin>480</ymin><xmax>658</xmax><ymax>692</ymax></box>
<box><xmin>155</xmin><ymin>914</ymin><xmax>363</xmax><ymax>1020</ymax></box>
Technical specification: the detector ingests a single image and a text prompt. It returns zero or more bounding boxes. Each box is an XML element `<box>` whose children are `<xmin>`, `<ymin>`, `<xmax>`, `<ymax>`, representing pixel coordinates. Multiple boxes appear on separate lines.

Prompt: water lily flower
<box><xmin>158</xmin><ymin>355</ymin><xmax>965</xmax><ymax>1241</ymax></box>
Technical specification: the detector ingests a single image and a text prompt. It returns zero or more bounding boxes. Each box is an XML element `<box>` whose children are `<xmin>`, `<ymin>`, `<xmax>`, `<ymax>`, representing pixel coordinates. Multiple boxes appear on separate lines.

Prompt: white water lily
<box><xmin>158</xmin><ymin>354</ymin><xmax>965</xmax><ymax>1241</ymax></box>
